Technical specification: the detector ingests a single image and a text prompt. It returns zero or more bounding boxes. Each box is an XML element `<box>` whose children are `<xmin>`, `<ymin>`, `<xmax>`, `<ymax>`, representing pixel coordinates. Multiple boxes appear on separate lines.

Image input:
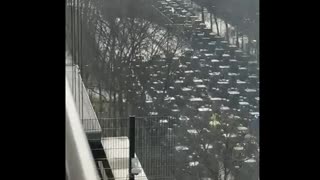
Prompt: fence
<box><xmin>83</xmin><ymin>116</ymin><xmax>176</xmax><ymax>180</ymax></box>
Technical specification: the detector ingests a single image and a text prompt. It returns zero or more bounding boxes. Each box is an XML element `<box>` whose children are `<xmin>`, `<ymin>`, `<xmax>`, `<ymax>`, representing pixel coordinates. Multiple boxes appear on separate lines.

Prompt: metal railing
<box><xmin>85</xmin><ymin>116</ymin><xmax>176</xmax><ymax>180</ymax></box>
<box><xmin>66</xmin><ymin>76</ymin><xmax>101</xmax><ymax>180</ymax></box>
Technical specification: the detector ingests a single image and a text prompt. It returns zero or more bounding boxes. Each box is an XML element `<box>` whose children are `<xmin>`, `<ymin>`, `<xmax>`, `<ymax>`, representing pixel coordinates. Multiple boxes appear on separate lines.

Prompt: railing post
<box><xmin>129</xmin><ymin>116</ymin><xmax>135</xmax><ymax>180</ymax></box>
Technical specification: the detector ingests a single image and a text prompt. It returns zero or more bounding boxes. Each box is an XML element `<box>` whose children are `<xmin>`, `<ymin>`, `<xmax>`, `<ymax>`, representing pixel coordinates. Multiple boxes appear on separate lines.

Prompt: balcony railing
<box><xmin>66</xmin><ymin>76</ymin><xmax>101</xmax><ymax>180</ymax></box>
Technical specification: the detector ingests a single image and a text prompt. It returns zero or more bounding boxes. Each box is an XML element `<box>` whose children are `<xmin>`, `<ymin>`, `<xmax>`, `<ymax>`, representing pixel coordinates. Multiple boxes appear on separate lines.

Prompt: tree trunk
<box><xmin>225</xmin><ymin>20</ymin><xmax>229</xmax><ymax>43</ymax></box>
<box><xmin>201</xmin><ymin>6</ymin><xmax>205</xmax><ymax>23</ymax></box>
<box><xmin>224</xmin><ymin>167</ymin><xmax>228</xmax><ymax>180</ymax></box>
<box><xmin>125</xmin><ymin>86</ymin><xmax>130</xmax><ymax>115</ymax></box>
<box><xmin>241</xmin><ymin>35</ymin><xmax>244</xmax><ymax>50</ymax></box>
<box><xmin>118</xmin><ymin>89</ymin><xmax>125</xmax><ymax>135</ymax></box>
<box><xmin>119</xmin><ymin>89</ymin><xmax>124</xmax><ymax>117</ymax></box>
<box><xmin>247</xmin><ymin>35</ymin><xmax>251</xmax><ymax>55</ymax></box>
<box><xmin>109</xmin><ymin>17</ymin><xmax>116</xmax><ymax>118</ymax></box>
<box><xmin>163</xmin><ymin>55</ymin><xmax>172</xmax><ymax>96</ymax></box>
<box><xmin>98</xmin><ymin>81</ymin><xmax>103</xmax><ymax>116</ymax></box>
<box><xmin>109</xmin><ymin>85</ymin><xmax>112</xmax><ymax>117</ymax></box>
<box><xmin>210</xmin><ymin>12</ymin><xmax>213</xmax><ymax>32</ymax></box>
<box><xmin>236</xmin><ymin>29</ymin><xmax>240</xmax><ymax>48</ymax></box>
<box><xmin>214</xmin><ymin>14</ymin><xmax>220</xmax><ymax>36</ymax></box>
<box><xmin>113</xmin><ymin>90</ymin><xmax>117</xmax><ymax>118</ymax></box>
<box><xmin>234</xmin><ymin>169</ymin><xmax>240</xmax><ymax>180</ymax></box>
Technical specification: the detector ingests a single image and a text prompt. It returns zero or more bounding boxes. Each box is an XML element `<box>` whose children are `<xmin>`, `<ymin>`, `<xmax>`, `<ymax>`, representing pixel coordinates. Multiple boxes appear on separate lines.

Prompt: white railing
<box><xmin>66</xmin><ymin>76</ymin><xmax>101</xmax><ymax>180</ymax></box>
